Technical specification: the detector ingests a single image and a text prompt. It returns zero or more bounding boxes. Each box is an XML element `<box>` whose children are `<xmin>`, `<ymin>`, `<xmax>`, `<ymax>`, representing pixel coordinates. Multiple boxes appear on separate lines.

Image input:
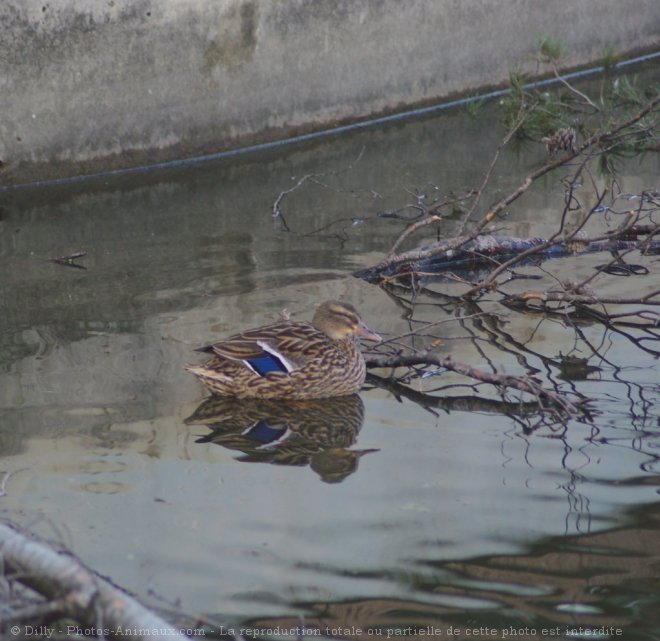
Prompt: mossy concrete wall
<box><xmin>1</xmin><ymin>0</ymin><xmax>659</xmax><ymax>186</ymax></box>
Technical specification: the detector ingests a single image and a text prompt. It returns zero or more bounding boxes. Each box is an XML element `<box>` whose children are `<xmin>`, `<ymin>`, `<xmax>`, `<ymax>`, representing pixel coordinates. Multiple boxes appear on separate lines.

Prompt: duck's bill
<box><xmin>356</xmin><ymin>321</ymin><xmax>382</xmax><ymax>342</ymax></box>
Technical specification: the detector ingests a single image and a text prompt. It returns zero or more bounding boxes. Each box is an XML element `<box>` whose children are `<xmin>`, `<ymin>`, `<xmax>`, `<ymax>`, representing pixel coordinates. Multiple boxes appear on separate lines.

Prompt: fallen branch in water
<box><xmin>0</xmin><ymin>522</ymin><xmax>191</xmax><ymax>640</ymax></box>
<box><xmin>354</xmin><ymin>229</ymin><xmax>660</xmax><ymax>285</ymax></box>
<box><xmin>355</xmin><ymin>86</ymin><xmax>660</xmax><ymax>294</ymax></box>
<box><xmin>365</xmin><ymin>350</ymin><xmax>582</xmax><ymax>415</ymax></box>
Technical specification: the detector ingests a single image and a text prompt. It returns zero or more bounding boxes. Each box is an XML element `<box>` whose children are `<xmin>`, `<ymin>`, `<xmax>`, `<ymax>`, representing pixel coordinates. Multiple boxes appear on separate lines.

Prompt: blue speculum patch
<box><xmin>247</xmin><ymin>353</ymin><xmax>289</xmax><ymax>376</ymax></box>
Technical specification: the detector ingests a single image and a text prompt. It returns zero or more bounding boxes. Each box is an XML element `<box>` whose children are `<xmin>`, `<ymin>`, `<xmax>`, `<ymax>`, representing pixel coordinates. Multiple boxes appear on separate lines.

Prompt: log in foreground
<box><xmin>0</xmin><ymin>522</ymin><xmax>190</xmax><ymax>640</ymax></box>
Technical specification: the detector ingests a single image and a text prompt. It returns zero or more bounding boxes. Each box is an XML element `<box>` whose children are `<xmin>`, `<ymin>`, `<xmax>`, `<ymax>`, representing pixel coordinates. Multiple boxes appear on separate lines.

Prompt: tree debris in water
<box><xmin>349</xmin><ymin>66</ymin><xmax>660</xmax><ymax>424</ymax></box>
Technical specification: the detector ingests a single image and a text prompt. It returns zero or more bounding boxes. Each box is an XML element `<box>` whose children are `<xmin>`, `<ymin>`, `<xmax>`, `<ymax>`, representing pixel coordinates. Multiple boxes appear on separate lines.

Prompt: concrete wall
<box><xmin>1</xmin><ymin>0</ymin><xmax>659</xmax><ymax>187</ymax></box>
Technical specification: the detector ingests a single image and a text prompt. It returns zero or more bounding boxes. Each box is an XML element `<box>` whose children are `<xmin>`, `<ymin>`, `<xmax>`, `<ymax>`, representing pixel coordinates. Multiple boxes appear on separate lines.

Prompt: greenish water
<box><xmin>1</xmin><ymin>93</ymin><xmax>659</xmax><ymax>640</ymax></box>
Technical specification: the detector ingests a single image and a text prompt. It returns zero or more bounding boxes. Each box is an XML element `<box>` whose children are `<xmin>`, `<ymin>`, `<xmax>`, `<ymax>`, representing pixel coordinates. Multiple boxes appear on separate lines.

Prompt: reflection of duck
<box><xmin>186</xmin><ymin>394</ymin><xmax>376</xmax><ymax>483</ymax></box>
<box><xmin>185</xmin><ymin>301</ymin><xmax>381</xmax><ymax>399</ymax></box>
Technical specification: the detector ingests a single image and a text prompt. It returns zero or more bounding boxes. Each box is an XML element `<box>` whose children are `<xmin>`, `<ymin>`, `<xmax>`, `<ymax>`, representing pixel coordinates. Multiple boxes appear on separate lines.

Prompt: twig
<box><xmin>458</xmin><ymin>102</ymin><xmax>530</xmax><ymax>234</ymax></box>
<box><xmin>461</xmin><ymin>210</ymin><xmax>656</xmax><ymax>299</ymax></box>
<box><xmin>387</xmin><ymin>215</ymin><xmax>443</xmax><ymax>256</ymax></box>
<box><xmin>365</xmin><ymin>350</ymin><xmax>580</xmax><ymax>414</ymax></box>
<box><xmin>383</xmin><ymin>104</ymin><xmax>529</xmax><ymax>259</ymax></box>
<box><xmin>366</xmin><ymin>372</ymin><xmax>547</xmax><ymax>418</ymax></box>
<box><xmin>550</xmin><ymin>62</ymin><xmax>599</xmax><ymax>111</ymax></box>
<box><xmin>377</xmin><ymin>312</ymin><xmax>487</xmax><ymax>346</ymax></box>
<box><xmin>272</xmin><ymin>174</ymin><xmax>317</xmax><ymax>231</ymax></box>
<box><xmin>271</xmin><ymin>146</ymin><xmax>367</xmax><ymax>232</ymax></box>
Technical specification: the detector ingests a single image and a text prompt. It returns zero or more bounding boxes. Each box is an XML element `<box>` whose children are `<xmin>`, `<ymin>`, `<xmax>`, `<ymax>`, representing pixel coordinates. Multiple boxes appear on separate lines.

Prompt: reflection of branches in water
<box><xmin>365</xmin><ymin>372</ymin><xmax>580</xmax><ymax>434</ymax></box>
<box><xmin>376</xmin><ymin>283</ymin><xmax>594</xmax><ymax>390</ymax></box>
<box><xmin>573</xmin><ymin>305</ymin><xmax>659</xmax><ymax>357</ymax></box>
<box><xmin>502</xmin><ymin>289</ymin><xmax>660</xmax><ymax>411</ymax></box>
<box><xmin>366</xmin><ymin>341</ymin><xmax>584</xmax><ymax>418</ymax></box>
<box><xmin>368</xmin><ymin>278</ymin><xmax>658</xmax><ymax>429</ymax></box>
<box><xmin>387</xmin><ymin>285</ymin><xmax>563</xmax><ymax>385</ymax></box>
<box><xmin>363</xmin><ymin>282</ymin><xmax>659</xmax><ymax>529</ymax></box>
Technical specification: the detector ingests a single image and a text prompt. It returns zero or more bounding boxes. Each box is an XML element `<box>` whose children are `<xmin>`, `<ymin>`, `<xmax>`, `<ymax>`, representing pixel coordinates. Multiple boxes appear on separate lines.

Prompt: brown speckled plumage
<box><xmin>185</xmin><ymin>301</ymin><xmax>380</xmax><ymax>399</ymax></box>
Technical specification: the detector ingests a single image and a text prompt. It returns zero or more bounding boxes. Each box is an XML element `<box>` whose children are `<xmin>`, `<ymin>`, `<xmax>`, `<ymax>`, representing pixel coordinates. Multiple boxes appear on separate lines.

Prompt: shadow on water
<box><xmin>1</xmin><ymin>63</ymin><xmax>660</xmax><ymax>638</ymax></box>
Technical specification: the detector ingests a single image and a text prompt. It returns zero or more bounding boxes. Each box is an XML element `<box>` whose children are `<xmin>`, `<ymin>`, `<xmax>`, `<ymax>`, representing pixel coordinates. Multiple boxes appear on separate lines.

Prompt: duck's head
<box><xmin>312</xmin><ymin>301</ymin><xmax>381</xmax><ymax>343</ymax></box>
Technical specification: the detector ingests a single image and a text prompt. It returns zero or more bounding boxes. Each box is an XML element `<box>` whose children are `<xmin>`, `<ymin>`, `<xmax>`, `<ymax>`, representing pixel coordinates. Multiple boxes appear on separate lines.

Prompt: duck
<box><xmin>185</xmin><ymin>300</ymin><xmax>381</xmax><ymax>399</ymax></box>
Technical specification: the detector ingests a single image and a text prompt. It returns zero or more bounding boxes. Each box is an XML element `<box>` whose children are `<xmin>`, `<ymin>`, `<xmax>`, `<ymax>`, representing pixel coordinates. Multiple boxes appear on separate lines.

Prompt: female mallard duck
<box><xmin>185</xmin><ymin>300</ymin><xmax>381</xmax><ymax>399</ymax></box>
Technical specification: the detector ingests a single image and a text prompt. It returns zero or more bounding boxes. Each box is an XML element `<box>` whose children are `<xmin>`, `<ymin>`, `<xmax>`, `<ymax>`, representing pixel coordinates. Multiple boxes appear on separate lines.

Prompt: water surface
<box><xmin>1</xmin><ymin>81</ymin><xmax>659</xmax><ymax>639</ymax></box>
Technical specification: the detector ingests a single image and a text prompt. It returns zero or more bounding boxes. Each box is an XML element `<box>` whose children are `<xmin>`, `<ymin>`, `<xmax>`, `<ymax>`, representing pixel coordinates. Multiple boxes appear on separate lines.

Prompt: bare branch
<box><xmin>0</xmin><ymin>522</ymin><xmax>191</xmax><ymax>639</ymax></box>
<box><xmin>387</xmin><ymin>215</ymin><xmax>443</xmax><ymax>256</ymax></box>
<box><xmin>365</xmin><ymin>350</ymin><xmax>581</xmax><ymax>414</ymax></box>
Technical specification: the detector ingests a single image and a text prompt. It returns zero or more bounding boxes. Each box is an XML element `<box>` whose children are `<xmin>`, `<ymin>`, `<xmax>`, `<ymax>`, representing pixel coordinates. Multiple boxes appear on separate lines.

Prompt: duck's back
<box><xmin>187</xmin><ymin>320</ymin><xmax>367</xmax><ymax>399</ymax></box>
